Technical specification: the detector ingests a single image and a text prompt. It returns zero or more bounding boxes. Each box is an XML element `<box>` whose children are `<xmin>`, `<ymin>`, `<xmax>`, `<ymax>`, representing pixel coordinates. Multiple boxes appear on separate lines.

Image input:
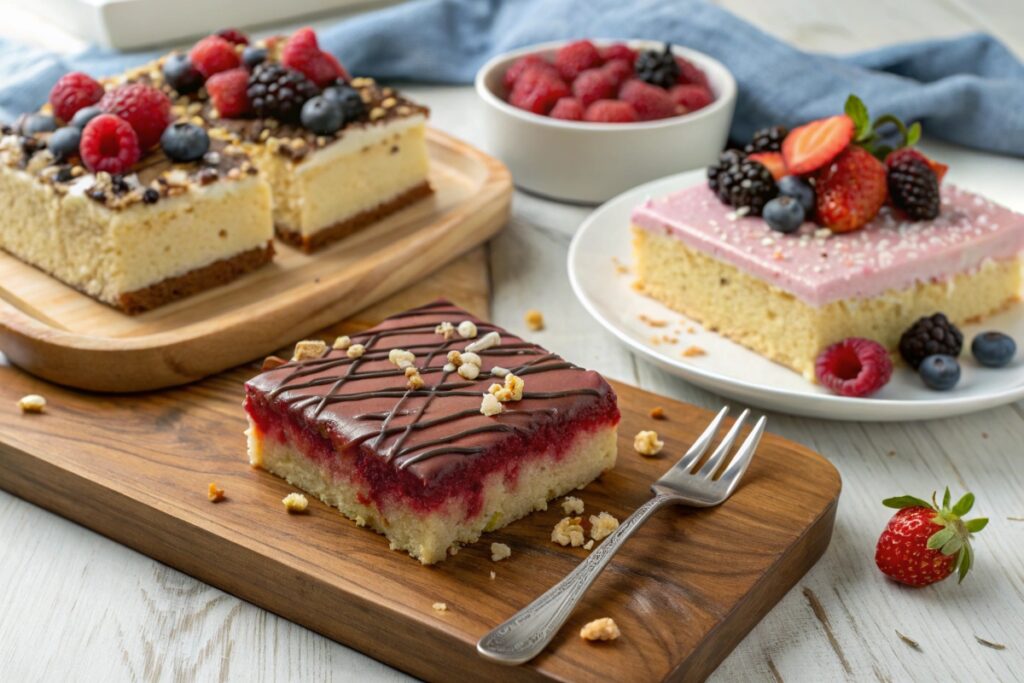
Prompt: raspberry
<box><xmin>583</xmin><ymin>100</ymin><xmax>639</xmax><ymax>123</ymax></box>
<box><xmin>503</xmin><ymin>55</ymin><xmax>550</xmax><ymax>91</ymax></box>
<box><xmin>571</xmin><ymin>68</ymin><xmax>616</xmax><ymax>108</ymax></box>
<box><xmin>669</xmin><ymin>84</ymin><xmax>714</xmax><ymax>112</ymax></box>
<box><xmin>282</xmin><ymin>27</ymin><xmax>347</xmax><ymax>87</ymax></box>
<box><xmin>206</xmin><ymin>68</ymin><xmax>250</xmax><ymax>118</ymax></box>
<box><xmin>619</xmin><ymin>79</ymin><xmax>678</xmax><ymax>121</ymax></box>
<box><xmin>189</xmin><ymin>35</ymin><xmax>241</xmax><ymax>78</ymax></box>
<box><xmin>815</xmin><ymin>338</ymin><xmax>893</xmax><ymax>398</ymax></box>
<box><xmin>79</xmin><ymin>114</ymin><xmax>140</xmax><ymax>174</ymax></box>
<box><xmin>554</xmin><ymin>40</ymin><xmax>603</xmax><ymax>81</ymax></box>
<box><xmin>549</xmin><ymin>97</ymin><xmax>584</xmax><ymax>121</ymax></box>
<box><xmin>508</xmin><ymin>65</ymin><xmax>569</xmax><ymax>115</ymax></box>
<box><xmin>600</xmin><ymin>59</ymin><xmax>634</xmax><ymax>88</ymax></box>
<box><xmin>49</xmin><ymin>72</ymin><xmax>104</xmax><ymax>123</ymax></box>
<box><xmin>675</xmin><ymin>56</ymin><xmax>710</xmax><ymax>89</ymax></box>
<box><xmin>600</xmin><ymin>43</ymin><xmax>637</xmax><ymax>65</ymax></box>
<box><xmin>99</xmin><ymin>83</ymin><xmax>171</xmax><ymax>150</ymax></box>
<box><xmin>216</xmin><ymin>28</ymin><xmax>249</xmax><ymax>46</ymax></box>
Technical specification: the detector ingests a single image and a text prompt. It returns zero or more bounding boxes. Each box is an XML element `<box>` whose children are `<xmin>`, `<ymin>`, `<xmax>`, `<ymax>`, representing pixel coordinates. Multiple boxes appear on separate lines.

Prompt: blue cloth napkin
<box><xmin>2</xmin><ymin>0</ymin><xmax>1022</xmax><ymax>156</ymax></box>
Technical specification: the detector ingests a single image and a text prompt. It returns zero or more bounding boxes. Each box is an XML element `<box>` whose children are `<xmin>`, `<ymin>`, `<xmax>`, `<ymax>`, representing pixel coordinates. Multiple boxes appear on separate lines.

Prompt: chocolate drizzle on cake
<box><xmin>247</xmin><ymin>301</ymin><xmax>616</xmax><ymax>480</ymax></box>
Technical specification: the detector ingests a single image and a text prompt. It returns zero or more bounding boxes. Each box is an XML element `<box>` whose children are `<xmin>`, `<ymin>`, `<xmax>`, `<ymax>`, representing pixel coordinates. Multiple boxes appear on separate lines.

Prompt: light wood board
<box><xmin>0</xmin><ymin>128</ymin><xmax>511</xmax><ymax>393</ymax></box>
<box><xmin>0</xmin><ymin>336</ymin><xmax>840</xmax><ymax>681</ymax></box>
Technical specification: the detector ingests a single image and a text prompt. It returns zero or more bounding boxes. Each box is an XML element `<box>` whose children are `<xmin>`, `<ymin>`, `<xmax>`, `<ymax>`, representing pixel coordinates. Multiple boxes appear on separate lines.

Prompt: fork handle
<box><xmin>477</xmin><ymin>494</ymin><xmax>672</xmax><ymax>665</ymax></box>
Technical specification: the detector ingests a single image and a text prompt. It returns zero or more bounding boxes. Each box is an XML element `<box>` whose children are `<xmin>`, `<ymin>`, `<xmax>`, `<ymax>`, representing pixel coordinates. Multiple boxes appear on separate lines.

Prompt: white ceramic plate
<box><xmin>568</xmin><ymin>155</ymin><xmax>1024</xmax><ymax>421</ymax></box>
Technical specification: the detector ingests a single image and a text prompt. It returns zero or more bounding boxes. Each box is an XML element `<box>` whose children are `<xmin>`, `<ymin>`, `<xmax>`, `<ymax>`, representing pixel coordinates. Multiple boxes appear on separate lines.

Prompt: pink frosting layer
<box><xmin>632</xmin><ymin>183</ymin><xmax>1024</xmax><ymax>306</ymax></box>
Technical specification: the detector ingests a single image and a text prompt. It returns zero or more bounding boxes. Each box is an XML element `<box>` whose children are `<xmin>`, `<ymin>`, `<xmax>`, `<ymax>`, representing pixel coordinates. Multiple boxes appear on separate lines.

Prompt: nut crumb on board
<box><xmin>489</xmin><ymin>571</ymin><xmax>496</xmax><ymax>580</ymax></box>
<box><xmin>649</xmin><ymin>406</ymin><xmax>666</xmax><ymax>420</ymax></box>
<box><xmin>524</xmin><ymin>309</ymin><xmax>545</xmax><ymax>331</ymax></box>
<box><xmin>490</xmin><ymin>542</ymin><xmax>512</xmax><ymax>562</ymax></box>
<box><xmin>432</xmin><ymin>602</ymin><xmax>448</xmax><ymax>612</ymax></box>
<box><xmin>282</xmin><ymin>492</ymin><xmax>308</xmax><ymax>513</ymax></box>
<box><xmin>580</xmin><ymin>617</ymin><xmax>620</xmax><ymax>641</ymax></box>
<box><xmin>551</xmin><ymin>516</ymin><xmax>586</xmax><ymax>547</ymax></box>
<box><xmin>638</xmin><ymin>313</ymin><xmax>668</xmax><ymax>327</ymax></box>
<box><xmin>682</xmin><ymin>345</ymin><xmax>706</xmax><ymax>357</ymax></box>
<box><xmin>207</xmin><ymin>482</ymin><xmax>226</xmax><ymax>502</ymax></box>
<box><xmin>583</xmin><ymin>540</ymin><xmax>594</xmax><ymax>550</ymax></box>
<box><xmin>561</xmin><ymin>496</ymin><xmax>585</xmax><ymax>515</ymax></box>
<box><xmin>17</xmin><ymin>394</ymin><xmax>46</xmax><ymax>413</ymax></box>
<box><xmin>633</xmin><ymin>430</ymin><xmax>664</xmax><ymax>456</ymax></box>
<box><xmin>590</xmin><ymin>512</ymin><xmax>620</xmax><ymax>541</ymax></box>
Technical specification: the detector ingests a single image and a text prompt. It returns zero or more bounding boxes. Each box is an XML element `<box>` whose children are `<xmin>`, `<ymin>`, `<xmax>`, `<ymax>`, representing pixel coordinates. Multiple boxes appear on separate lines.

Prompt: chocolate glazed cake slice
<box><xmin>244</xmin><ymin>301</ymin><xmax>620</xmax><ymax>564</ymax></box>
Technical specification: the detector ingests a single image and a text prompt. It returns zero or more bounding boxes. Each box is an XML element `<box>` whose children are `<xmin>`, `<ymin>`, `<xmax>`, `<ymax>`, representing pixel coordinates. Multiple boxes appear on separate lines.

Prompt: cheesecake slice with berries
<box><xmin>243</xmin><ymin>301</ymin><xmax>620</xmax><ymax>564</ymax></box>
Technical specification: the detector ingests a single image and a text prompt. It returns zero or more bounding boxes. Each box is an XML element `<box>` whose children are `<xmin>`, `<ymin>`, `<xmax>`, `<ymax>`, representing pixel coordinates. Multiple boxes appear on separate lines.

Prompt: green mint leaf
<box><xmin>882</xmin><ymin>495</ymin><xmax>933</xmax><ymax>509</ymax></box>
<box><xmin>845</xmin><ymin>94</ymin><xmax>871</xmax><ymax>138</ymax></box>
<box><xmin>952</xmin><ymin>493</ymin><xmax>975</xmax><ymax>517</ymax></box>
<box><xmin>906</xmin><ymin>121</ymin><xmax>922</xmax><ymax>146</ymax></box>
<box><xmin>942</xmin><ymin>487</ymin><xmax>952</xmax><ymax>510</ymax></box>
<box><xmin>966</xmin><ymin>517</ymin><xmax>989</xmax><ymax>533</ymax></box>
<box><xmin>927</xmin><ymin>528</ymin><xmax>955</xmax><ymax>550</ymax></box>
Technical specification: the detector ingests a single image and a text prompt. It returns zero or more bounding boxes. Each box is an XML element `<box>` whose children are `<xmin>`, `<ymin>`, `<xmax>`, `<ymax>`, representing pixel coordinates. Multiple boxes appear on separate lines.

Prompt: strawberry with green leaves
<box><xmin>875</xmin><ymin>488</ymin><xmax>988</xmax><ymax>587</ymax></box>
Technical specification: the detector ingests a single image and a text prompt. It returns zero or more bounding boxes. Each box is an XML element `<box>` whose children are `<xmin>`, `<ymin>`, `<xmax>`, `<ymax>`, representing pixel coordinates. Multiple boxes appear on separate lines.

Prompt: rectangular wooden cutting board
<box><xmin>0</xmin><ymin>128</ymin><xmax>511</xmax><ymax>393</ymax></box>
<box><xmin>0</xmin><ymin>293</ymin><xmax>841</xmax><ymax>683</ymax></box>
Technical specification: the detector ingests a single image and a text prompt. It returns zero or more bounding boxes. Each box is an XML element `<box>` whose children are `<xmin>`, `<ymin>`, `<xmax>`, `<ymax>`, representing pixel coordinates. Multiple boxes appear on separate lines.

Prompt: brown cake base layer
<box><xmin>276</xmin><ymin>182</ymin><xmax>433</xmax><ymax>253</ymax></box>
<box><xmin>117</xmin><ymin>242</ymin><xmax>275</xmax><ymax>314</ymax></box>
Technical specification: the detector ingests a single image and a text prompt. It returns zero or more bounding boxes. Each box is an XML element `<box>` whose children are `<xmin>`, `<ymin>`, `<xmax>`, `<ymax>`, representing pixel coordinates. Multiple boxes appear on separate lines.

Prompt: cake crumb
<box><xmin>207</xmin><ymin>482</ymin><xmax>225</xmax><ymax>503</ymax></box>
<box><xmin>282</xmin><ymin>492</ymin><xmax>308</xmax><ymax>513</ymax></box>
<box><xmin>682</xmin><ymin>345</ymin><xmax>706</xmax><ymax>357</ymax></box>
<box><xmin>590</xmin><ymin>512</ymin><xmax>620</xmax><ymax>541</ymax></box>
<box><xmin>346</xmin><ymin>344</ymin><xmax>366</xmax><ymax>359</ymax></box>
<box><xmin>355</xmin><ymin>515</ymin><xmax>367</xmax><ymax>527</ymax></box>
<box><xmin>639</xmin><ymin>313</ymin><xmax>668</xmax><ymax>328</ymax></box>
<box><xmin>583</xmin><ymin>540</ymin><xmax>594</xmax><ymax>550</ymax></box>
<box><xmin>432</xmin><ymin>602</ymin><xmax>448</xmax><ymax>612</ymax></box>
<box><xmin>649</xmin><ymin>406</ymin><xmax>666</xmax><ymax>420</ymax></box>
<box><xmin>634</xmin><ymin>430</ymin><xmax>664</xmax><ymax>456</ymax></box>
<box><xmin>434</xmin><ymin>321</ymin><xmax>455</xmax><ymax>339</ymax></box>
<box><xmin>292</xmin><ymin>339</ymin><xmax>327</xmax><ymax>361</ymax></box>
<box><xmin>561</xmin><ymin>496</ymin><xmax>585</xmax><ymax>515</ymax></box>
<box><xmin>524</xmin><ymin>309</ymin><xmax>545</xmax><ymax>331</ymax></box>
<box><xmin>17</xmin><ymin>394</ymin><xmax>46</xmax><ymax>414</ymax></box>
<box><xmin>580</xmin><ymin>617</ymin><xmax>620</xmax><ymax>641</ymax></box>
<box><xmin>489</xmin><ymin>571</ymin><xmax>496</xmax><ymax>580</ymax></box>
<box><xmin>611</xmin><ymin>257</ymin><xmax>629</xmax><ymax>275</ymax></box>
<box><xmin>457</xmin><ymin>320</ymin><xmax>478</xmax><ymax>339</ymax></box>
<box><xmin>332</xmin><ymin>335</ymin><xmax>351</xmax><ymax>350</ymax></box>
<box><xmin>480</xmin><ymin>393</ymin><xmax>504</xmax><ymax>417</ymax></box>
<box><xmin>551</xmin><ymin>517</ymin><xmax>586</xmax><ymax>547</ymax></box>
<box><xmin>490</xmin><ymin>542</ymin><xmax>512</xmax><ymax>562</ymax></box>
<box><xmin>261</xmin><ymin>355</ymin><xmax>287</xmax><ymax>371</ymax></box>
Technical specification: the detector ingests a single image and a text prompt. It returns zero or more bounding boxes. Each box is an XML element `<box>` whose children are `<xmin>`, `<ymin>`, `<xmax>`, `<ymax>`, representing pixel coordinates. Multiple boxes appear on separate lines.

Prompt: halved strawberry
<box><xmin>747</xmin><ymin>152</ymin><xmax>787</xmax><ymax>180</ymax></box>
<box><xmin>815</xmin><ymin>145</ymin><xmax>887</xmax><ymax>233</ymax></box>
<box><xmin>782</xmin><ymin>114</ymin><xmax>854</xmax><ymax>175</ymax></box>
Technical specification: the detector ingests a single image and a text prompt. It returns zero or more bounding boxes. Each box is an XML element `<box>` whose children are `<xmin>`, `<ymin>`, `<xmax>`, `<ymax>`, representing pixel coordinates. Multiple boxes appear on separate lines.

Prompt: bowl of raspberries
<box><xmin>475</xmin><ymin>39</ymin><xmax>736</xmax><ymax>203</ymax></box>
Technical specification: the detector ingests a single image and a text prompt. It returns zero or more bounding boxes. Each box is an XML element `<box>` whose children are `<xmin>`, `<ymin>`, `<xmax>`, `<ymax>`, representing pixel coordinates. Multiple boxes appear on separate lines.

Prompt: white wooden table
<box><xmin>2</xmin><ymin>2</ymin><xmax>1023</xmax><ymax>680</ymax></box>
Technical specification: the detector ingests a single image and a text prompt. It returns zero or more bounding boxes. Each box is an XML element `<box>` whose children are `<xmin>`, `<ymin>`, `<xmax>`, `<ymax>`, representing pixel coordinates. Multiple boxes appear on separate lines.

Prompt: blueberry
<box><xmin>777</xmin><ymin>175</ymin><xmax>816</xmax><ymax>214</ymax></box>
<box><xmin>762</xmin><ymin>196</ymin><xmax>805</xmax><ymax>233</ymax></box>
<box><xmin>322</xmin><ymin>83</ymin><xmax>367</xmax><ymax>122</ymax></box>
<box><xmin>19</xmin><ymin>113</ymin><xmax>56</xmax><ymax>135</ymax></box>
<box><xmin>300</xmin><ymin>96</ymin><xmax>344</xmax><ymax>135</ymax></box>
<box><xmin>242</xmin><ymin>46</ymin><xmax>268</xmax><ymax>69</ymax></box>
<box><xmin>48</xmin><ymin>126</ymin><xmax>81</xmax><ymax>160</ymax></box>
<box><xmin>160</xmin><ymin>122</ymin><xmax>210</xmax><ymax>162</ymax></box>
<box><xmin>69</xmin><ymin>105</ymin><xmax>103</xmax><ymax>129</ymax></box>
<box><xmin>971</xmin><ymin>331</ymin><xmax>1016</xmax><ymax>368</ymax></box>
<box><xmin>162</xmin><ymin>53</ymin><xmax>203</xmax><ymax>94</ymax></box>
<box><xmin>918</xmin><ymin>354</ymin><xmax>960</xmax><ymax>390</ymax></box>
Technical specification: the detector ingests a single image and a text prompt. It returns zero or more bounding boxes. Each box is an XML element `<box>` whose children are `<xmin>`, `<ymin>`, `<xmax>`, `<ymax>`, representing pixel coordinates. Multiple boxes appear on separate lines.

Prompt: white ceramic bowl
<box><xmin>474</xmin><ymin>39</ymin><xmax>737</xmax><ymax>204</ymax></box>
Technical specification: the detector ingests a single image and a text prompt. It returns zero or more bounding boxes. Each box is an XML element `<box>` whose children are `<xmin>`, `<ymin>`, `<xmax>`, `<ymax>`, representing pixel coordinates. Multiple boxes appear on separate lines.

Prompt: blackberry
<box><xmin>744</xmin><ymin>125</ymin><xmax>787</xmax><ymax>154</ymax></box>
<box><xmin>247</xmin><ymin>64</ymin><xmax>319</xmax><ymax>122</ymax></box>
<box><xmin>887</xmin><ymin>155</ymin><xmax>939</xmax><ymax>220</ymax></box>
<box><xmin>898</xmin><ymin>313</ymin><xmax>963</xmax><ymax>369</ymax></box>
<box><xmin>634</xmin><ymin>44</ymin><xmax>680</xmax><ymax>89</ymax></box>
<box><xmin>707</xmin><ymin>151</ymin><xmax>777</xmax><ymax>215</ymax></box>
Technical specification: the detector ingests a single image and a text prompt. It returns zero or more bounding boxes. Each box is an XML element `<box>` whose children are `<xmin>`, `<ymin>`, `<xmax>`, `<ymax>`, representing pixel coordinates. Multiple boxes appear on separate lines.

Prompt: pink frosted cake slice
<box><xmin>632</xmin><ymin>183</ymin><xmax>1024</xmax><ymax>378</ymax></box>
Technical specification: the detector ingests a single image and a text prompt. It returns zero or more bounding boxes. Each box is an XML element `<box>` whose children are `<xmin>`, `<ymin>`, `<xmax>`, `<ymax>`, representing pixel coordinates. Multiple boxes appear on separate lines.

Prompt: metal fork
<box><xmin>477</xmin><ymin>406</ymin><xmax>767</xmax><ymax>665</ymax></box>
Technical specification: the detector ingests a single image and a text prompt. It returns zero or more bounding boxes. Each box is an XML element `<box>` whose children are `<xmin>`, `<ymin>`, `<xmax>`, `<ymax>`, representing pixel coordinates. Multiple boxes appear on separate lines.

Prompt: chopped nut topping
<box><xmin>282</xmin><ymin>492</ymin><xmax>308</xmax><ymax>513</ymax></box>
<box><xmin>580</xmin><ymin>617</ymin><xmax>620</xmax><ymax>641</ymax></box>
<box><xmin>457</xmin><ymin>320</ymin><xmax>478</xmax><ymax>339</ymax></box>
<box><xmin>447</xmin><ymin>350</ymin><xmax>463</xmax><ymax>366</ymax></box>
<box><xmin>381</xmin><ymin>96</ymin><xmax>398</xmax><ymax>109</ymax></box>
<box><xmin>404</xmin><ymin>366</ymin><xmax>419</xmax><ymax>377</ymax></box>
<box><xmin>432</xmin><ymin>602</ymin><xmax>448</xmax><ymax>612</ymax></box>
<box><xmin>17</xmin><ymin>394</ymin><xmax>46</xmax><ymax>413</ymax></box>
<box><xmin>261</xmin><ymin>355</ymin><xmax>287</xmax><ymax>371</ymax></box>
<box><xmin>465</xmin><ymin>331</ymin><xmax>500</xmax><ymax>352</ymax></box>
<box><xmin>434</xmin><ymin>321</ymin><xmax>455</xmax><ymax>339</ymax></box>
<box><xmin>561</xmin><ymin>496</ymin><xmax>585</xmax><ymax>515</ymax></box>
<box><xmin>634</xmin><ymin>430</ymin><xmax>664</xmax><ymax>456</ymax></box>
<box><xmin>682</xmin><ymin>345</ymin><xmax>707</xmax><ymax>357</ymax></box>
<box><xmin>649</xmin><ymin>406</ymin><xmax>666</xmax><ymax>420</ymax></box>
<box><xmin>480</xmin><ymin>393</ymin><xmax>503</xmax><ymax>417</ymax></box>
<box><xmin>332</xmin><ymin>335</ymin><xmax>351</xmax><ymax>350</ymax></box>
<box><xmin>346</xmin><ymin>344</ymin><xmax>366</xmax><ymax>359</ymax></box>
<box><xmin>388</xmin><ymin>348</ymin><xmax>416</xmax><ymax>369</ymax></box>
<box><xmin>524</xmin><ymin>309</ymin><xmax>545</xmax><ymax>331</ymax></box>
<box><xmin>443</xmin><ymin>362</ymin><xmax>457</xmax><ymax>373</ymax></box>
<box><xmin>490</xmin><ymin>542</ymin><xmax>512</xmax><ymax>562</ymax></box>
<box><xmin>488</xmin><ymin>373</ymin><xmax>525</xmax><ymax>402</ymax></box>
<box><xmin>407</xmin><ymin>373</ymin><xmax>425</xmax><ymax>390</ymax></box>
<box><xmin>551</xmin><ymin>516</ymin><xmax>586</xmax><ymax>547</ymax></box>
<box><xmin>208</xmin><ymin>482</ymin><xmax>226</xmax><ymax>502</ymax></box>
<box><xmin>490</xmin><ymin>366</ymin><xmax>510</xmax><ymax>378</ymax></box>
<box><xmin>369</xmin><ymin>107</ymin><xmax>386</xmax><ymax>120</ymax></box>
<box><xmin>590</xmin><ymin>512</ymin><xmax>620</xmax><ymax>541</ymax></box>
<box><xmin>292</xmin><ymin>339</ymin><xmax>328</xmax><ymax>361</ymax></box>
<box><xmin>460</xmin><ymin>351</ymin><xmax>482</xmax><ymax>367</ymax></box>
<box><xmin>583</xmin><ymin>540</ymin><xmax>594</xmax><ymax>550</ymax></box>
<box><xmin>458</xmin><ymin>363</ymin><xmax>480</xmax><ymax>380</ymax></box>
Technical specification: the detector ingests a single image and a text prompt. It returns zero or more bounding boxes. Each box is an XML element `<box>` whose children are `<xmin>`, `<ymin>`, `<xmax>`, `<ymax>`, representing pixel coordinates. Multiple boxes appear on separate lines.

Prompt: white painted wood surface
<box><xmin>2</xmin><ymin>1</ymin><xmax>1023</xmax><ymax>680</ymax></box>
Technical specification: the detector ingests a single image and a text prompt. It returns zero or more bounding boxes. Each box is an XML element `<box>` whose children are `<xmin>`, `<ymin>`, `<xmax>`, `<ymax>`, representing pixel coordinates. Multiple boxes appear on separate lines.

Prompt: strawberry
<box><xmin>875</xmin><ymin>488</ymin><xmax>988</xmax><ymax>587</ymax></box>
<box><xmin>814</xmin><ymin>145</ymin><xmax>887</xmax><ymax>233</ymax></box>
<box><xmin>747</xmin><ymin>152</ymin><xmax>787</xmax><ymax>180</ymax></box>
<box><xmin>781</xmin><ymin>114</ymin><xmax>854</xmax><ymax>175</ymax></box>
